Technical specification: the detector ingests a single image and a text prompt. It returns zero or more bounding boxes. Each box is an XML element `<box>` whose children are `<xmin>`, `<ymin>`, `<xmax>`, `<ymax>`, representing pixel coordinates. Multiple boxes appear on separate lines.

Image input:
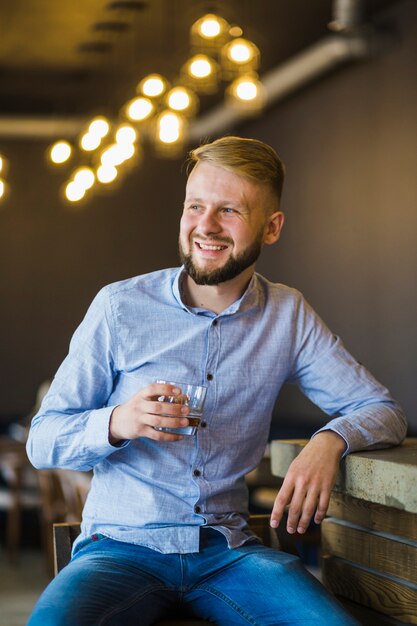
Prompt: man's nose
<box><xmin>197</xmin><ymin>210</ymin><xmax>222</xmax><ymax>234</ymax></box>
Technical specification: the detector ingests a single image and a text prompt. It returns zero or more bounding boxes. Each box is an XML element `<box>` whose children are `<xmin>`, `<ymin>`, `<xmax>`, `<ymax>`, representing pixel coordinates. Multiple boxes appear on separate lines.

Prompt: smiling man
<box><xmin>27</xmin><ymin>136</ymin><xmax>406</xmax><ymax>626</ymax></box>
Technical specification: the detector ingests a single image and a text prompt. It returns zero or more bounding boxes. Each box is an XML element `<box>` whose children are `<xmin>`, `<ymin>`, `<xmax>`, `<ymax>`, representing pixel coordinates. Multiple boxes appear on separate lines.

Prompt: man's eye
<box><xmin>222</xmin><ymin>208</ymin><xmax>236</xmax><ymax>214</ymax></box>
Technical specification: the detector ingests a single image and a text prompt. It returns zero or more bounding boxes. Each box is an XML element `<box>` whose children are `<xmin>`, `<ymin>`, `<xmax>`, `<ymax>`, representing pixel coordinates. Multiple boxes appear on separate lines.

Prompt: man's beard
<box><xmin>179</xmin><ymin>231</ymin><xmax>264</xmax><ymax>286</ymax></box>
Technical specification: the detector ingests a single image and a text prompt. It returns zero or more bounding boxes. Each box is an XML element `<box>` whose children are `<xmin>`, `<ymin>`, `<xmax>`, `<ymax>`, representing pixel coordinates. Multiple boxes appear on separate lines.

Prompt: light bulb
<box><xmin>158</xmin><ymin>112</ymin><xmax>182</xmax><ymax>144</ymax></box>
<box><xmin>167</xmin><ymin>87</ymin><xmax>190</xmax><ymax>111</ymax></box>
<box><xmin>227</xmin><ymin>75</ymin><xmax>265</xmax><ymax>112</ymax></box>
<box><xmin>65</xmin><ymin>181</ymin><xmax>85</xmax><ymax>202</ymax></box>
<box><xmin>50</xmin><ymin>141</ymin><xmax>72</xmax><ymax>164</ymax></box>
<box><xmin>73</xmin><ymin>167</ymin><xmax>95</xmax><ymax>190</ymax></box>
<box><xmin>140</xmin><ymin>74</ymin><xmax>166</xmax><ymax>97</ymax></box>
<box><xmin>126</xmin><ymin>97</ymin><xmax>153</xmax><ymax>121</ymax></box>
<box><xmin>199</xmin><ymin>16</ymin><xmax>221</xmax><ymax>38</ymax></box>
<box><xmin>101</xmin><ymin>144</ymin><xmax>126</xmax><ymax>167</ymax></box>
<box><xmin>115</xmin><ymin>125</ymin><xmax>137</xmax><ymax>145</ymax></box>
<box><xmin>228</xmin><ymin>40</ymin><xmax>252</xmax><ymax>63</ymax></box>
<box><xmin>88</xmin><ymin>117</ymin><xmax>110</xmax><ymax>138</ymax></box>
<box><xmin>80</xmin><ymin>133</ymin><xmax>102</xmax><ymax>151</ymax></box>
<box><xmin>97</xmin><ymin>164</ymin><xmax>118</xmax><ymax>184</ymax></box>
<box><xmin>189</xmin><ymin>56</ymin><xmax>212</xmax><ymax>78</ymax></box>
<box><xmin>235</xmin><ymin>80</ymin><xmax>258</xmax><ymax>101</ymax></box>
<box><xmin>0</xmin><ymin>178</ymin><xmax>5</xmax><ymax>199</ymax></box>
<box><xmin>191</xmin><ymin>13</ymin><xmax>229</xmax><ymax>44</ymax></box>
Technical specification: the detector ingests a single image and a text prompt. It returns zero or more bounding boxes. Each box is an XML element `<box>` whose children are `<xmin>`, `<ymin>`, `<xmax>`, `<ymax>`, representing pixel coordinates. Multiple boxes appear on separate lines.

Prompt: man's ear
<box><xmin>263</xmin><ymin>211</ymin><xmax>285</xmax><ymax>245</ymax></box>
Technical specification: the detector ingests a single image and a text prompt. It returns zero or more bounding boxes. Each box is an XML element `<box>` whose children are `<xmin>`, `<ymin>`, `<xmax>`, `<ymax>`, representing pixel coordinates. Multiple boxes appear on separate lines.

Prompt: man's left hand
<box><xmin>270</xmin><ymin>431</ymin><xmax>346</xmax><ymax>534</ymax></box>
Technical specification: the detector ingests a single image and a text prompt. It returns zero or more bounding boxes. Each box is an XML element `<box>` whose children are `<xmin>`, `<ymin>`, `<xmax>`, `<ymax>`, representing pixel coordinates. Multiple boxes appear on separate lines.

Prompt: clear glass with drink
<box><xmin>154</xmin><ymin>380</ymin><xmax>207</xmax><ymax>435</ymax></box>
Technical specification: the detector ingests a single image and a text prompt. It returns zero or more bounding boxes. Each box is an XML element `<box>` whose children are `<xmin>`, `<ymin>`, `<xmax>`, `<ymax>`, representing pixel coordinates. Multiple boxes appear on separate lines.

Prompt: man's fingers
<box><xmin>148</xmin><ymin>411</ymin><xmax>189</xmax><ymax>431</ymax></box>
<box><xmin>271</xmin><ymin>482</ymin><xmax>331</xmax><ymax>534</ymax></box>
<box><xmin>270</xmin><ymin>484</ymin><xmax>293</xmax><ymax>528</ymax></box>
<box><xmin>141</xmin><ymin>382</ymin><xmax>181</xmax><ymax>401</ymax></box>
<box><xmin>314</xmin><ymin>491</ymin><xmax>330</xmax><ymax>525</ymax></box>
<box><xmin>291</xmin><ymin>490</ymin><xmax>320</xmax><ymax>534</ymax></box>
<box><xmin>144</xmin><ymin>425</ymin><xmax>184</xmax><ymax>442</ymax></box>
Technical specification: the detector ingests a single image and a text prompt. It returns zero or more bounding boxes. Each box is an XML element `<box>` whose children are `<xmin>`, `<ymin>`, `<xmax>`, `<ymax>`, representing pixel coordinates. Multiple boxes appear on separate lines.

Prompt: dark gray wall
<box><xmin>248</xmin><ymin>0</ymin><xmax>417</xmax><ymax>432</ymax></box>
<box><xmin>0</xmin><ymin>0</ymin><xmax>415</xmax><ymax>434</ymax></box>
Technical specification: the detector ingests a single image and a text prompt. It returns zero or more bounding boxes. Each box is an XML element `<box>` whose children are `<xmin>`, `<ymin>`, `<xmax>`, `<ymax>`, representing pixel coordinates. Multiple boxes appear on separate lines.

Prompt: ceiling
<box><xmin>0</xmin><ymin>0</ymin><xmax>401</xmax><ymax>138</ymax></box>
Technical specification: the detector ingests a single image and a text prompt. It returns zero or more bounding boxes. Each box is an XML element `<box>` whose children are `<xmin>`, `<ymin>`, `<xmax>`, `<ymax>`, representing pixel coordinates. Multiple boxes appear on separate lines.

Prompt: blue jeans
<box><xmin>28</xmin><ymin>529</ymin><xmax>359</xmax><ymax>625</ymax></box>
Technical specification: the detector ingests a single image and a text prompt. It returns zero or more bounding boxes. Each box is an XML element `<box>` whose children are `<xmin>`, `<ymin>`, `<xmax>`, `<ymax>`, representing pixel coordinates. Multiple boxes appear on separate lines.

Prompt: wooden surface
<box><xmin>322</xmin><ymin>556</ymin><xmax>417</xmax><ymax>624</ymax></box>
<box><xmin>321</xmin><ymin>518</ymin><xmax>417</xmax><ymax>583</ymax></box>
<box><xmin>327</xmin><ymin>491</ymin><xmax>417</xmax><ymax>539</ymax></box>
<box><xmin>270</xmin><ymin>438</ymin><xmax>417</xmax><ymax>625</ymax></box>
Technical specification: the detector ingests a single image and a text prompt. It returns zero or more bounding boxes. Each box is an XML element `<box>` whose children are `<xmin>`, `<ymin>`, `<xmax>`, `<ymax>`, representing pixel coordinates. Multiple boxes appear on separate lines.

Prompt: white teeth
<box><xmin>199</xmin><ymin>243</ymin><xmax>226</xmax><ymax>251</ymax></box>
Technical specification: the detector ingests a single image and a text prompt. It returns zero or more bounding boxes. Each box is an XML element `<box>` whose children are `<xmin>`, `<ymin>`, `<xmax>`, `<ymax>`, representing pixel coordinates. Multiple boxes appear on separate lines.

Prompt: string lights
<box><xmin>47</xmin><ymin>12</ymin><xmax>264</xmax><ymax>206</ymax></box>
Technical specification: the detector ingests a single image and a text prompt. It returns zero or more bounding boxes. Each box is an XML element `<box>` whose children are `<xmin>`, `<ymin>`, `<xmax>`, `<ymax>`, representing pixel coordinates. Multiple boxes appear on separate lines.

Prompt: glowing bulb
<box><xmin>167</xmin><ymin>87</ymin><xmax>191</xmax><ymax>111</ymax></box>
<box><xmin>199</xmin><ymin>16</ymin><xmax>221</xmax><ymax>38</ymax></box>
<box><xmin>126</xmin><ymin>97</ymin><xmax>153</xmax><ymax>121</ymax></box>
<box><xmin>140</xmin><ymin>74</ymin><xmax>166</xmax><ymax>97</ymax></box>
<box><xmin>80</xmin><ymin>133</ymin><xmax>101</xmax><ymax>151</ymax></box>
<box><xmin>191</xmin><ymin>13</ymin><xmax>229</xmax><ymax>43</ymax></box>
<box><xmin>236</xmin><ymin>80</ymin><xmax>258</xmax><ymax>100</ymax></box>
<box><xmin>73</xmin><ymin>167</ymin><xmax>95</xmax><ymax>190</ymax></box>
<box><xmin>97</xmin><ymin>164</ymin><xmax>118</xmax><ymax>184</ymax></box>
<box><xmin>115</xmin><ymin>125</ymin><xmax>137</xmax><ymax>145</ymax></box>
<box><xmin>65</xmin><ymin>181</ymin><xmax>85</xmax><ymax>202</ymax></box>
<box><xmin>189</xmin><ymin>56</ymin><xmax>212</xmax><ymax>78</ymax></box>
<box><xmin>101</xmin><ymin>144</ymin><xmax>124</xmax><ymax>167</ymax></box>
<box><xmin>228</xmin><ymin>41</ymin><xmax>252</xmax><ymax>63</ymax></box>
<box><xmin>88</xmin><ymin>117</ymin><xmax>110</xmax><ymax>138</ymax></box>
<box><xmin>50</xmin><ymin>141</ymin><xmax>72</xmax><ymax>164</ymax></box>
<box><xmin>0</xmin><ymin>179</ymin><xmax>5</xmax><ymax>199</ymax></box>
<box><xmin>158</xmin><ymin>112</ymin><xmax>182</xmax><ymax>144</ymax></box>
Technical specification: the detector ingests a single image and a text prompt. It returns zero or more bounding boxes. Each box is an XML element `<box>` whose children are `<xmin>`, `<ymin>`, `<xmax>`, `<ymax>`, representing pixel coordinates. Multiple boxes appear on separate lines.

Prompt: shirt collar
<box><xmin>172</xmin><ymin>267</ymin><xmax>262</xmax><ymax>317</ymax></box>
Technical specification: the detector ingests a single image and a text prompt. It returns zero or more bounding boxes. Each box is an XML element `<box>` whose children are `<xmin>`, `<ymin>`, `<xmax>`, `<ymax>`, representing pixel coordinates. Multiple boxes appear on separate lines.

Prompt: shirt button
<box><xmin>200</xmin><ymin>421</ymin><xmax>207</xmax><ymax>428</ymax></box>
<box><xmin>194</xmin><ymin>505</ymin><xmax>201</xmax><ymax>514</ymax></box>
<box><xmin>193</xmin><ymin>469</ymin><xmax>201</xmax><ymax>477</ymax></box>
<box><xmin>206</xmin><ymin>373</ymin><xmax>213</xmax><ymax>381</ymax></box>
<box><xmin>212</xmin><ymin>320</ymin><xmax>218</xmax><ymax>326</ymax></box>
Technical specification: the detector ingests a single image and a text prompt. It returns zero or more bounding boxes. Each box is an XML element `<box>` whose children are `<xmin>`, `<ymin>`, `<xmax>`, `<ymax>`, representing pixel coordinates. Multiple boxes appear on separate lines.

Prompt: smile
<box><xmin>196</xmin><ymin>242</ymin><xmax>228</xmax><ymax>251</ymax></box>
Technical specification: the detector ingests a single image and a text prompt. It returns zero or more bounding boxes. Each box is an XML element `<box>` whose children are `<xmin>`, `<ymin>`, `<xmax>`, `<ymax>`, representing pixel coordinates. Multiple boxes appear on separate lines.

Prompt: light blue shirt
<box><xmin>27</xmin><ymin>268</ymin><xmax>407</xmax><ymax>553</ymax></box>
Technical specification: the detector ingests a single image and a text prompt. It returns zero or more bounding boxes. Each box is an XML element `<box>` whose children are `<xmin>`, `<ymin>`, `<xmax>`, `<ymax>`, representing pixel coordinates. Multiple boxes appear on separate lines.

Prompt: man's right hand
<box><xmin>108</xmin><ymin>382</ymin><xmax>190</xmax><ymax>445</ymax></box>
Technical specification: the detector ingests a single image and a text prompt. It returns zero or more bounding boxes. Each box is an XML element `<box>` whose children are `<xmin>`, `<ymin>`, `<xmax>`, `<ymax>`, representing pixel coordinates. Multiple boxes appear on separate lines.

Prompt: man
<box><xmin>27</xmin><ymin>136</ymin><xmax>406</xmax><ymax>625</ymax></box>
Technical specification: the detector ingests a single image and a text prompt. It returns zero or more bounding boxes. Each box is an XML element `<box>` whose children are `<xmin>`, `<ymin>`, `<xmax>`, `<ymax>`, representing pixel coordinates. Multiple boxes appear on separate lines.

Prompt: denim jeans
<box><xmin>28</xmin><ymin>529</ymin><xmax>359</xmax><ymax>625</ymax></box>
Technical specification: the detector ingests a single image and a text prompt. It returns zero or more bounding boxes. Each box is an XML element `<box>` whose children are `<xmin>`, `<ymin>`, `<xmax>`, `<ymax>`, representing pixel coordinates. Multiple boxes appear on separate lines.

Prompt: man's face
<box><xmin>179</xmin><ymin>161</ymin><xmax>278</xmax><ymax>286</ymax></box>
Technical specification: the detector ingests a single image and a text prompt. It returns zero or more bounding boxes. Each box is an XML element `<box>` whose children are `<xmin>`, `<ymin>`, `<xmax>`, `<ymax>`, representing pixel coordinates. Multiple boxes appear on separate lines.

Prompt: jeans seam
<box><xmin>196</xmin><ymin>585</ymin><xmax>259</xmax><ymax>625</ymax></box>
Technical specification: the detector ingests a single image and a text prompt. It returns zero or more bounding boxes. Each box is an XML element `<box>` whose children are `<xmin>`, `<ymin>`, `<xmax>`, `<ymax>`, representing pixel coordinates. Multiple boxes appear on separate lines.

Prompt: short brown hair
<box><xmin>187</xmin><ymin>136</ymin><xmax>285</xmax><ymax>209</ymax></box>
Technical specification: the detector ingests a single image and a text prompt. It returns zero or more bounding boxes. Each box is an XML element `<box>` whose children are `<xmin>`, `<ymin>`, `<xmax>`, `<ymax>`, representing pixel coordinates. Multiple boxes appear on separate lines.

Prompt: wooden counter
<box><xmin>270</xmin><ymin>438</ymin><xmax>417</xmax><ymax>625</ymax></box>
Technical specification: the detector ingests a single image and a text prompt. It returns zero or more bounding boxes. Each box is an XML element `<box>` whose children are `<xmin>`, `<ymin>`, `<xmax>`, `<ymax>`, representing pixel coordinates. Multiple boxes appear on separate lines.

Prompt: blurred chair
<box><xmin>36</xmin><ymin>468</ymin><xmax>91</xmax><ymax>574</ymax></box>
<box><xmin>0</xmin><ymin>436</ymin><xmax>41</xmax><ymax>564</ymax></box>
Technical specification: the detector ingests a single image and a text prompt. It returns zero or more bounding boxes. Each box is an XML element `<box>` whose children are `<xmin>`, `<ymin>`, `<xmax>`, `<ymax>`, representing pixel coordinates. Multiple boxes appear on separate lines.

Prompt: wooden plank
<box><xmin>322</xmin><ymin>518</ymin><xmax>417</xmax><ymax>584</ymax></box>
<box><xmin>327</xmin><ymin>491</ymin><xmax>417</xmax><ymax>539</ymax></box>
<box><xmin>338</xmin><ymin>597</ymin><xmax>408</xmax><ymax>626</ymax></box>
<box><xmin>322</xmin><ymin>555</ymin><xmax>417</xmax><ymax>624</ymax></box>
